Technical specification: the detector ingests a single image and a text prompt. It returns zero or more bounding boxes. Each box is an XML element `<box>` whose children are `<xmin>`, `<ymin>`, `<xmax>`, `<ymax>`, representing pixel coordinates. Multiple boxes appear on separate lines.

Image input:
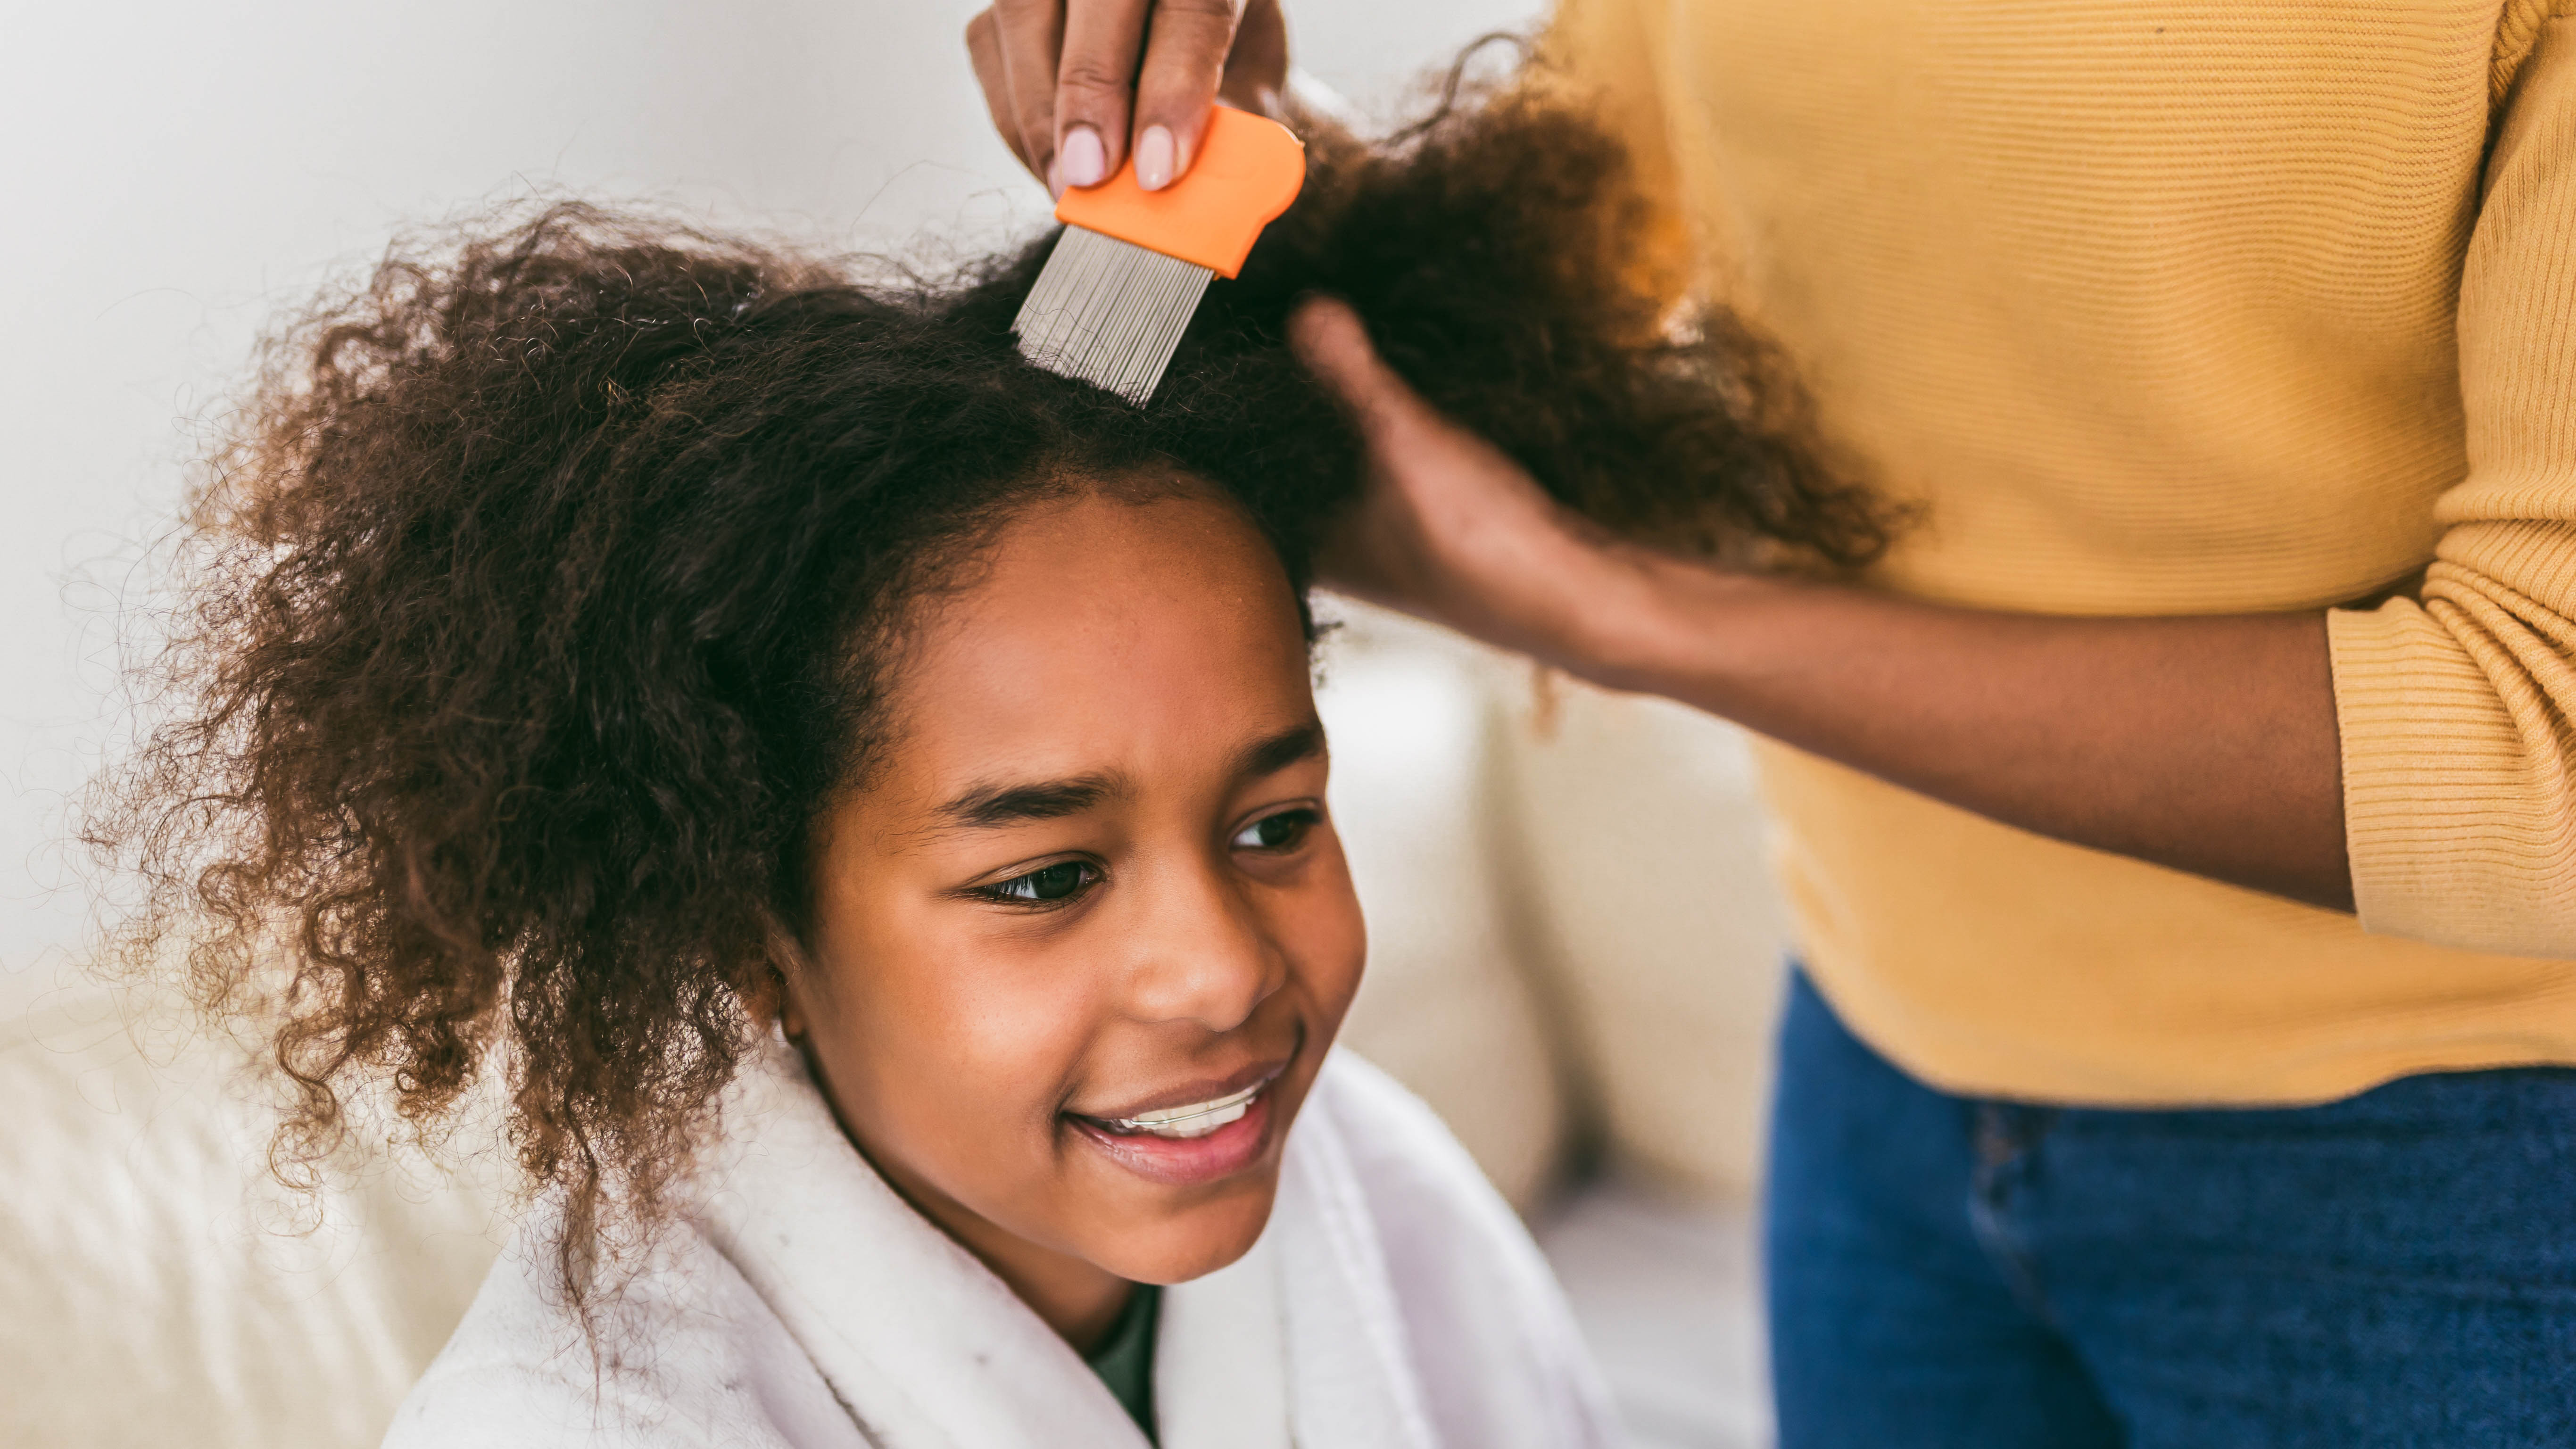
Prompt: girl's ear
<box><xmin>741</xmin><ymin>963</ymin><xmax>812</xmax><ymax>1040</ymax></box>
<box><xmin>744</xmin><ymin>923</ymin><xmax>812</xmax><ymax>1039</ymax></box>
<box><xmin>778</xmin><ymin>978</ymin><xmax>811</xmax><ymax>1042</ymax></box>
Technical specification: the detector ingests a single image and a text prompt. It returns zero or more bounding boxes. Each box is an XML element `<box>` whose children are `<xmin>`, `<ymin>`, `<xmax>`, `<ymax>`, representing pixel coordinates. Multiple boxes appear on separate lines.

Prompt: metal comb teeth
<box><xmin>1011</xmin><ymin>225</ymin><xmax>1213</xmax><ymax>407</ymax></box>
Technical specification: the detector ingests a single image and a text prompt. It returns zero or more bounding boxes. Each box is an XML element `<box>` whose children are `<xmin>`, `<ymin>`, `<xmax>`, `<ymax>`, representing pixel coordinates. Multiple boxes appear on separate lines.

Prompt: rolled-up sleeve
<box><xmin>2329</xmin><ymin>12</ymin><xmax>2576</xmax><ymax>956</ymax></box>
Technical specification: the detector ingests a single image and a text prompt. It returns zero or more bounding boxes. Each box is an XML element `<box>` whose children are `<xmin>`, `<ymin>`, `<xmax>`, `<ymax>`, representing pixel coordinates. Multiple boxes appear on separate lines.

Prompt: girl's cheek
<box><xmin>1283</xmin><ymin>862</ymin><xmax>1369</xmax><ymax>1022</ymax></box>
<box><xmin>1316</xmin><ymin>905</ymin><xmax>1369</xmax><ymax>1021</ymax></box>
<box><xmin>822</xmin><ymin>915</ymin><xmax>1082</xmax><ymax>1113</ymax></box>
<box><xmin>848</xmin><ymin>966</ymin><xmax>1093</xmax><ymax>1189</ymax></box>
<box><xmin>915</xmin><ymin>940</ymin><xmax>1101</xmax><ymax>1075</ymax></box>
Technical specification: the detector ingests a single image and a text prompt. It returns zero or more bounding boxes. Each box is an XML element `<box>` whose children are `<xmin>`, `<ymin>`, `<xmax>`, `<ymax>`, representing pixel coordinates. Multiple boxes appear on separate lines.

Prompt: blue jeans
<box><xmin>1763</xmin><ymin>968</ymin><xmax>2576</xmax><ymax>1448</ymax></box>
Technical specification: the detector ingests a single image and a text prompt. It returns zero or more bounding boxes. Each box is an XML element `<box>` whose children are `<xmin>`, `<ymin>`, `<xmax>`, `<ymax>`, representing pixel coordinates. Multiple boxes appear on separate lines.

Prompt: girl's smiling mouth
<box><xmin>1067</xmin><ymin>1058</ymin><xmax>1292</xmax><ymax>1187</ymax></box>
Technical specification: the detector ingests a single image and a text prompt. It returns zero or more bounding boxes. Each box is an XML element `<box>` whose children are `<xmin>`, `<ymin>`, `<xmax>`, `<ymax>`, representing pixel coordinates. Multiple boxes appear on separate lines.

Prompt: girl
<box><xmin>94</xmin><ymin>89</ymin><xmax>1882</xmax><ymax>1449</ymax></box>
<box><xmin>978</xmin><ymin>3</ymin><xmax>2576</xmax><ymax>1443</ymax></box>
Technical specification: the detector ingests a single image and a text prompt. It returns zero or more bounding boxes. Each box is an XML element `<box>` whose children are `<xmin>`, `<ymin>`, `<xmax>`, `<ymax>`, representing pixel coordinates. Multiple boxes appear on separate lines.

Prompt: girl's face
<box><xmin>784</xmin><ymin>484</ymin><xmax>1365</xmax><ymax>1342</ymax></box>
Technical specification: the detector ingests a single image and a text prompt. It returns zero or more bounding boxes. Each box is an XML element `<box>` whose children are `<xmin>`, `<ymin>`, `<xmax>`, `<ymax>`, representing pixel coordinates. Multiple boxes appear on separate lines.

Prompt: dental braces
<box><xmin>1106</xmin><ymin>1080</ymin><xmax>1264</xmax><ymax>1134</ymax></box>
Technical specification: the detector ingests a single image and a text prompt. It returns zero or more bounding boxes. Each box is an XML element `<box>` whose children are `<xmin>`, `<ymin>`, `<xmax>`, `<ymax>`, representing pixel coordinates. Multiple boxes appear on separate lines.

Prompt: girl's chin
<box><xmin>1066</xmin><ymin>1085</ymin><xmax>1279</xmax><ymax>1188</ymax></box>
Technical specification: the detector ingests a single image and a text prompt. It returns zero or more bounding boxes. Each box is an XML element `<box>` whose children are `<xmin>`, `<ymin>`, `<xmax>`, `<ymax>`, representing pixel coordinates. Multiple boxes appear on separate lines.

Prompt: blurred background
<box><xmin>0</xmin><ymin>2</ymin><xmax>1797</xmax><ymax>1444</ymax></box>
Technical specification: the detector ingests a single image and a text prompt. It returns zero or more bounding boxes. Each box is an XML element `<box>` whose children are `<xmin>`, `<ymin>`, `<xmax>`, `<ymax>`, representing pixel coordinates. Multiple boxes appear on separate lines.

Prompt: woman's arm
<box><xmin>1291</xmin><ymin>300</ymin><xmax>2355</xmax><ymax>912</ymax></box>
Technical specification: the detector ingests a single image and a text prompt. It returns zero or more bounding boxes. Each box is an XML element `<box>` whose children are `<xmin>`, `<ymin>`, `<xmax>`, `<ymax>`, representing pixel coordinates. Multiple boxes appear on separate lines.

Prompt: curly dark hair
<box><xmin>90</xmin><ymin>79</ymin><xmax>1887</xmax><ymax>1280</ymax></box>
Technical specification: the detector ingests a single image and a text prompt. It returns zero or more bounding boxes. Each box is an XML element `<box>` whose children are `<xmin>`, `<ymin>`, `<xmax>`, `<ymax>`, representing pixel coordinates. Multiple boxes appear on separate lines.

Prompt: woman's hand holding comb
<box><xmin>967</xmin><ymin>0</ymin><xmax>1289</xmax><ymax>199</ymax></box>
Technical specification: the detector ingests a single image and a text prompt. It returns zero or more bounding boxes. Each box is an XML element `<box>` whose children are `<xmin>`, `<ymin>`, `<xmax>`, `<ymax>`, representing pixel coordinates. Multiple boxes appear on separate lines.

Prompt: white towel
<box><xmin>383</xmin><ymin>1046</ymin><xmax>1617</xmax><ymax>1449</ymax></box>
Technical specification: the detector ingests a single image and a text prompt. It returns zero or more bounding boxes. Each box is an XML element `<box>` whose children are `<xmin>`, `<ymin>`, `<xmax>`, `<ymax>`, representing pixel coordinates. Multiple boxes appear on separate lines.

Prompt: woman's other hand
<box><xmin>1291</xmin><ymin>295</ymin><xmax>2352</xmax><ymax>911</ymax></box>
<box><xmin>1288</xmin><ymin>297</ymin><xmax>1671</xmax><ymax>680</ymax></box>
<box><xmin>967</xmin><ymin>0</ymin><xmax>1290</xmax><ymax>198</ymax></box>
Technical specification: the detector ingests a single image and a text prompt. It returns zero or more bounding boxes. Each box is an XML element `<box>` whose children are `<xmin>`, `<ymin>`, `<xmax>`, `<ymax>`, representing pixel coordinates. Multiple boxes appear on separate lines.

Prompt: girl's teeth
<box><xmin>1136</xmin><ymin>1101</ymin><xmax>1247</xmax><ymax>1139</ymax></box>
<box><xmin>1106</xmin><ymin>1082</ymin><xmax>1263</xmax><ymax>1139</ymax></box>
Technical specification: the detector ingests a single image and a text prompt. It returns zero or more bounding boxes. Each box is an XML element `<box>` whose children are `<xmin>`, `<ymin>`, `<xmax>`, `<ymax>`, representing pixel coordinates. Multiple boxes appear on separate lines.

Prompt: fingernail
<box><xmin>1060</xmin><ymin>125</ymin><xmax>1106</xmax><ymax>189</ymax></box>
<box><xmin>1135</xmin><ymin>125</ymin><xmax>1176</xmax><ymax>190</ymax></box>
<box><xmin>1045</xmin><ymin>154</ymin><xmax>1065</xmax><ymax>201</ymax></box>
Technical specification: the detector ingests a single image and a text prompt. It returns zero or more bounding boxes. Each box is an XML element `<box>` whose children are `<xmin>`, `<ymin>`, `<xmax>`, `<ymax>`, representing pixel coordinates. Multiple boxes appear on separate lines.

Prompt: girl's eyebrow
<box><xmin>933</xmin><ymin>723</ymin><xmax>1323</xmax><ymax>832</ymax></box>
<box><xmin>1236</xmin><ymin>721</ymin><xmax>1327</xmax><ymax>781</ymax></box>
<box><xmin>939</xmin><ymin>772</ymin><xmax>1126</xmax><ymax>830</ymax></box>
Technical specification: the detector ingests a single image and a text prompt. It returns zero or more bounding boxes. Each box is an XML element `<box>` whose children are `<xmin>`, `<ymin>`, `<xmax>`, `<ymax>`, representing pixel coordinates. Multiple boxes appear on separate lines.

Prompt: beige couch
<box><xmin>0</xmin><ymin>600</ymin><xmax>1792</xmax><ymax>1448</ymax></box>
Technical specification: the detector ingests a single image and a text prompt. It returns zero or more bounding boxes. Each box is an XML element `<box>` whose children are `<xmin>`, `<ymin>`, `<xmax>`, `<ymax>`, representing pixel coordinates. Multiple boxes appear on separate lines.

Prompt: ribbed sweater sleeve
<box><xmin>2328</xmin><ymin>12</ymin><xmax>2576</xmax><ymax>957</ymax></box>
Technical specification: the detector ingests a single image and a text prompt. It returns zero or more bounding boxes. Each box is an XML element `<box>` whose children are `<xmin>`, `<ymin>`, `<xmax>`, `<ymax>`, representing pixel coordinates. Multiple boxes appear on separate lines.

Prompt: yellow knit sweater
<box><xmin>1549</xmin><ymin>0</ymin><xmax>2576</xmax><ymax>1103</ymax></box>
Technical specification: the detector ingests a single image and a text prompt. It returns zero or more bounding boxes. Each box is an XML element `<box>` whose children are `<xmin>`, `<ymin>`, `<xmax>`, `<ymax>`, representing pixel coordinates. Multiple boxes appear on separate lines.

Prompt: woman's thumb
<box><xmin>1289</xmin><ymin>296</ymin><xmax>1426</xmax><ymax>442</ymax></box>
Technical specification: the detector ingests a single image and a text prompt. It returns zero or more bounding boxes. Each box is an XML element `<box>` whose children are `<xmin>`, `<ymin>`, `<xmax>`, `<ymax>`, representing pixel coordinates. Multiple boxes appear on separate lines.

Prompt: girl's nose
<box><xmin>1121</xmin><ymin>857</ymin><xmax>1286</xmax><ymax>1032</ymax></box>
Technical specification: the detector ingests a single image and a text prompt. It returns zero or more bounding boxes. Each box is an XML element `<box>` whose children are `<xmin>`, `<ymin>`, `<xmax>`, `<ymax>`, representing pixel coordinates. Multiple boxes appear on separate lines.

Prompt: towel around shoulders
<box><xmin>381</xmin><ymin>1044</ymin><xmax>1617</xmax><ymax>1449</ymax></box>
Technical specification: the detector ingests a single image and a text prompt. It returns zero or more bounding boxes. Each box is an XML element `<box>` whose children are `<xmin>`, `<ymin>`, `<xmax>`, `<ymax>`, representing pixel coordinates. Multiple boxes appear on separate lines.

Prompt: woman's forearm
<box><xmin>1569</xmin><ymin>551</ymin><xmax>2352</xmax><ymax>911</ymax></box>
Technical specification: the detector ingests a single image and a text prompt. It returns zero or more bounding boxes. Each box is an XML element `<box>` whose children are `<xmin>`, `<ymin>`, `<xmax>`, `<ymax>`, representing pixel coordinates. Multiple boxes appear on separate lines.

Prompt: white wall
<box><xmin>0</xmin><ymin>0</ymin><xmax>1546</xmax><ymax>1011</ymax></box>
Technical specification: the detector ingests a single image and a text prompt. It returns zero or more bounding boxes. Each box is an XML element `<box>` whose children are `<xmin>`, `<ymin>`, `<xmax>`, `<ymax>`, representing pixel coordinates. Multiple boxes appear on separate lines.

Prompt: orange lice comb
<box><xmin>1013</xmin><ymin>106</ymin><xmax>1306</xmax><ymax>406</ymax></box>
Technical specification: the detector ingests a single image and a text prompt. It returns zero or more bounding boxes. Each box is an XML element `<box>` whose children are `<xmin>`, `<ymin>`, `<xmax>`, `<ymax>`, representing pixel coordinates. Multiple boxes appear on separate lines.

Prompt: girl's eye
<box><xmin>1232</xmin><ymin>808</ymin><xmax>1319</xmax><ymax>853</ymax></box>
<box><xmin>983</xmin><ymin>860</ymin><xmax>1096</xmax><ymax>905</ymax></box>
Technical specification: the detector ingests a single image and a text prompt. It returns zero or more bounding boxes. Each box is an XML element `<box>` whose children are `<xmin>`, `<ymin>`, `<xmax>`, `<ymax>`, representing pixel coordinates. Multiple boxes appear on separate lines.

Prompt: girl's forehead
<box><xmin>865</xmin><ymin>489</ymin><xmax>1316</xmax><ymax>810</ymax></box>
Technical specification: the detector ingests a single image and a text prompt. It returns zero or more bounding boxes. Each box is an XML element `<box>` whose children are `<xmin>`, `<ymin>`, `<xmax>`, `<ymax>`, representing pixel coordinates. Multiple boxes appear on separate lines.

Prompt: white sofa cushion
<box><xmin>0</xmin><ymin>990</ymin><xmax>505</xmax><ymax>1449</ymax></box>
<box><xmin>1317</xmin><ymin>607</ymin><xmax>1574</xmax><ymax>1210</ymax></box>
<box><xmin>1498</xmin><ymin>685</ymin><xmax>1791</xmax><ymax>1200</ymax></box>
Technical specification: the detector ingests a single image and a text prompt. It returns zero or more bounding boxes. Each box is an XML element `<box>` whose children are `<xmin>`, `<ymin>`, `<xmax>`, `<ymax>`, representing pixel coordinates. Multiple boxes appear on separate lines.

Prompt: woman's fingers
<box><xmin>1286</xmin><ymin>298</ymin><xmax>1392</xmax><ymax>422</ymax></box>
<box><xmin>989</xmin><ymin>0</ymin><xmax>1072</xmax><ymax>191</ymax></box>
<box><xmin>1289</xmin><ymin>297</ymin><xmax>1443</xmax><ymax>453</ymax></box>
<box><xmin>1291</xmin><ymin>294</ymin><xmax>1640</xmax><ymax>675</ymax></box>
<box><xmin>1055</xmin><ymin>2</ymin><xmax>1153</xmax><ymax>188</ymax></box>
<box><xmin>1132</xmin><ymin>0</ymin><xmax>1246</xmax><ymax>189</ymax></box>
<box><xmin>965</xmin><ymin>11</ymin><xmax>1032</xmax><ymax>172</ymax></box>
<box><xmin>966</xmin><ymin>3</ymin><xmax>1287</xmax><ymax>196</ymax></box>
<box><xmin>1288</xmin><ymin>300</ymin><xmax>1433</xmax><ymax>601</ymax></box>
<box><xmin>1219</xmin><ymin>0</ymin><xmax>1291</xmax><ymax>115</ymax></box>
